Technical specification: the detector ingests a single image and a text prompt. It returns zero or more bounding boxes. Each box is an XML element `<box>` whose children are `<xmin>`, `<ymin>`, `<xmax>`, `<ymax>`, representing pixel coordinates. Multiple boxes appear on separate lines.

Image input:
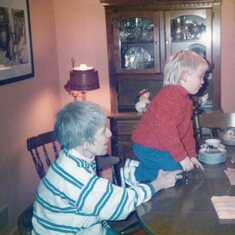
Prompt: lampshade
<box><xmin>64</xmin><ymin>64</ymin><xmax>100</xmax><ymax>101</ymax></box>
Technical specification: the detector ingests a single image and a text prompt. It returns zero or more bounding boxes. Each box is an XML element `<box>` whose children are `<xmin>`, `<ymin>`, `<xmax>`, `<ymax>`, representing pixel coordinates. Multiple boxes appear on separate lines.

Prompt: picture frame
<box><xmin>0</xmin><ymin>0</ymin><xmax>34</xmax><ymax>85</ymax></box>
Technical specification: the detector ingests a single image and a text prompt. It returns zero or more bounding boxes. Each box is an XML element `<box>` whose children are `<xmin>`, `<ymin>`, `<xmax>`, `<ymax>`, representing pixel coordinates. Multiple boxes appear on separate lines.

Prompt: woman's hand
<box><xmin>151</xmin><ymin>170</ymin><xmax>183</xmax><ymax>193</ymax></box>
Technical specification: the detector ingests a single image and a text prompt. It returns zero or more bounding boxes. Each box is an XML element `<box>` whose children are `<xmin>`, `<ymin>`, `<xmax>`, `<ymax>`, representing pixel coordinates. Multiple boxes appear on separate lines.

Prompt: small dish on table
<box><xmin>199</xmin><ymin>139</ymin><xmax>227</xmax><ymax>165</ymax></box>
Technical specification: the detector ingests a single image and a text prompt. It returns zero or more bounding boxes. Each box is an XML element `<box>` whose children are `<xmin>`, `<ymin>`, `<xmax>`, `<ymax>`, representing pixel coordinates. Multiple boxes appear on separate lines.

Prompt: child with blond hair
<box><xmin>123</xmin><ymin>50</ymin><xmax>207</xmax><ymax>185</ymax></box>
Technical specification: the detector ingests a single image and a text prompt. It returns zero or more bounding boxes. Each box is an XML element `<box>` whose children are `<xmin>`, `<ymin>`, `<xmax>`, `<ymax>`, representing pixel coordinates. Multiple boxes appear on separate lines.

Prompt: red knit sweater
<box><xmin>132</xmin><ymin>85</ymin><xmax>196</xmax><ymax>162</ymax></box>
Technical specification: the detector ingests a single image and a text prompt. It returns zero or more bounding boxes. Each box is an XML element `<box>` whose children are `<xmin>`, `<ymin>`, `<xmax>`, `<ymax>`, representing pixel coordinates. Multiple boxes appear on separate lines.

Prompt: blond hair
<box><xmin>163</xmin><ymin>50</ymin><xmax>209</xmax><ymax>87</ymax></box>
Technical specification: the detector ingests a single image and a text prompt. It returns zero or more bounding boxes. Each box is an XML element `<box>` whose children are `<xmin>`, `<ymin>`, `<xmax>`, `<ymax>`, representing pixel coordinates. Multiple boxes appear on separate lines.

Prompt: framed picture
<box><xmin>0</xmin><ymin>0</ymin><xmax>34</xmax><ymax>85</ymax></box>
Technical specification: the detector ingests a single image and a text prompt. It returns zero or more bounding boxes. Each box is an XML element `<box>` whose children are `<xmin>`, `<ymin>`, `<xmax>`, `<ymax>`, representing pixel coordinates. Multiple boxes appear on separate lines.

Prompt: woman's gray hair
<box><xmin>54</xmin><ymin>101</ymin><xmax>107</xmax><ymax>149</ymax></box>
<box><xmin>163</xmin><ymin>50</ymin><xmax>209</xmax><ymax>87</ymax></box>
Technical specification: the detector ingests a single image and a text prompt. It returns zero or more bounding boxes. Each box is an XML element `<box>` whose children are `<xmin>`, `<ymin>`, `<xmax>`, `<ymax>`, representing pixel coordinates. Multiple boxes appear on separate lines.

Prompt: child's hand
<box><xmin>191</xmin><ymin>157</ymin><xmax>204</xmax><ymax>171</ymax></box>
<box><xmin>180</xmin><ymin>157</ymin><xmax>194</xmax><ymax>172</ymax></box>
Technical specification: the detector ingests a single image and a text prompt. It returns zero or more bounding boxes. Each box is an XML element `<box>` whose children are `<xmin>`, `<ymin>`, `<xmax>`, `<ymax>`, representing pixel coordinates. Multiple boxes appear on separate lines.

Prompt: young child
<box><xmin>130</xmin><ymin>50</ymin><xmax>207</xmax><ymax>183</ymax></box>
<box><xmin>32</xmin><ymin>101</ymin><xmax>182</xmax><ymax>235</ymax></box>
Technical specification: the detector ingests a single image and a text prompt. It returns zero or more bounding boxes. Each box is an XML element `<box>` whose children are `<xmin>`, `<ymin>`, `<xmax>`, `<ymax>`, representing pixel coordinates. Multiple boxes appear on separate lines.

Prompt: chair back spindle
<box><xmin>42</xmin><ymin>145</ymin><xmax>52</xmax><ymax>167</ymax></box>
<box><xmin>30</xmin><ymin>148</ymin><xmax>45</xmax><ymax>179</ymax></box>
<box><xmin>27</xmin><ymin>131</ymin><xmax>59</xmax><ymax>179</ymax></box>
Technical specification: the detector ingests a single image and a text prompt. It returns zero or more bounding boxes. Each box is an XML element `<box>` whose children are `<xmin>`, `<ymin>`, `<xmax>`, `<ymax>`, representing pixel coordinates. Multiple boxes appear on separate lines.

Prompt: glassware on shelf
<box><xmin>119</xmin><ymin>17</ymin><xmax>155</xmax><ymax>70</ymax></box>
<box><xmin>171</xmin><ymin>15</ymin><xmax>206</xmax><ymax>41</ymax></box>
<box><xmin>122</xmin><ymin>46</ymin><xmax>154</xmax><ymax>69</ymax></box>
<box><xmin>119</xmin><ymin>17</ymin><xmax>154</xmax><ymax>43</ymax></box>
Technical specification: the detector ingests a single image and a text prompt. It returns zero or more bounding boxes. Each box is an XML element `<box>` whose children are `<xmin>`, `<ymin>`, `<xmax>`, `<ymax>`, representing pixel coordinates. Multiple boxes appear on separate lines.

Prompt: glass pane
<box><xmin>119</xmin><ymin>17</ymin><xmax>155</xmax><ymax>70</ymax></box>
<box><xmin>171</xmin><ymin>15</ymin><xmax>206</xmax><ymax>41</ymax></box>
<box><xmin>121</xmin><ymin>46</ymin><xmax>154</xmax><ymax>69</ymax></box>
<box><xmin>120</xmin><ymin>17</ymin><xmax>154</xmax><ymax>42</ymax></box>
<box><xmin>171</xmin><ymin>42</ymin><xmax>207</xmax><ymax>58</ymax></box>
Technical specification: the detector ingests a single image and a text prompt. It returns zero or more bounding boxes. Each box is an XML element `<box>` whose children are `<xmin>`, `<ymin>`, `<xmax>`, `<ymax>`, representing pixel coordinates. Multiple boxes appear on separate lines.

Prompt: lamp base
<box><xmin>70</xmin><ymin>90</ymin><xmax>86</xmax><ymax>102</ymax></box>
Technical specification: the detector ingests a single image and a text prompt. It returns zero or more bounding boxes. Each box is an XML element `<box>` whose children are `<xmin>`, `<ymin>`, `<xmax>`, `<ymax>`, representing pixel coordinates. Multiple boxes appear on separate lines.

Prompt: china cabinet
<box><xmin>100</xmin><ymin>0</ymin><xmax>222</xmax><ymax>166</ymax></box>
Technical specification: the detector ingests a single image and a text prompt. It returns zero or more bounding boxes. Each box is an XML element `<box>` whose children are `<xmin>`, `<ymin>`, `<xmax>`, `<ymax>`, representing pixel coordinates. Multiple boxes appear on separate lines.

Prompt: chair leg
<box><xmin>112</xmin><ymin>164</ymin><xmax>121</xmax><ymax>186</ymax></box>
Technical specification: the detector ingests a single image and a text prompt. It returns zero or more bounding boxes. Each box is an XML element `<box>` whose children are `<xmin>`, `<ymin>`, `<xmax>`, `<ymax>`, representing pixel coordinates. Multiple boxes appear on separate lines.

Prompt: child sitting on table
<box><xmin>32</xmin><ymin>101</ymin><xmax>182</xmax><ymax>235</ymax></box>
<box><xmin>125</xmin><ymin>50</ymin><xmax>207</xmax><ymax>185</ymax></box>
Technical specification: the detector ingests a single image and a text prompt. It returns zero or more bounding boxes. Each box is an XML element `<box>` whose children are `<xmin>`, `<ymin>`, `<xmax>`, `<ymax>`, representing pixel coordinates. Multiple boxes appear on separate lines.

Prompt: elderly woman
<box><xmin>32</xmin><ymin>101</ymin><xmax>182</xmax><ymax>235</ymax></box>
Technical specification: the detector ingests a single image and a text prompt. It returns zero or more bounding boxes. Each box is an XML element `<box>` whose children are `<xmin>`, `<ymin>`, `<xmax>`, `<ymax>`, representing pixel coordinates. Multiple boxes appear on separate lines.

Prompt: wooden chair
<box><xmin>26</xmin><ymin>130</ymin><xmax>120</xmax><ymax>181</ymax></box>
<box><xmin>26</xmin><ymin>131</ymin><xmax>59</xmax><ymax>179</ymax></box>
<box><xmin>18</xmin><ymin>131</ymin><xmax>142</xmax><ymax>234</ymax></box>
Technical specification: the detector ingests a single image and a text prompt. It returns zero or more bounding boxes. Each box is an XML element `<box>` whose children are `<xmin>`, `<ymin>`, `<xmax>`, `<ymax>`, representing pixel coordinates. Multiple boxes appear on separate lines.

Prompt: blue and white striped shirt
<box><xmin>32</xmin><ymin>148</ymin><xmax>154</xmax><ymax>234</ymax></box>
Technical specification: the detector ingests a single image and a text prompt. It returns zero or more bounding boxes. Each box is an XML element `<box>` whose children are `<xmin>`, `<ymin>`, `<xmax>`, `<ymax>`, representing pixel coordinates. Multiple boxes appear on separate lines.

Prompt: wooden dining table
<box><xmin>136</xmin><ymin>144</ymin><xmax>235</xmax><ymax>235</ymax></box>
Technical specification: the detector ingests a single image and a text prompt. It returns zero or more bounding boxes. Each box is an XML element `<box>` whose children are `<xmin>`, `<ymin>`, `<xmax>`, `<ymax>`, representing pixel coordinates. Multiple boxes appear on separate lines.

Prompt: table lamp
<box><xmin>64</xmin><ymin>61</ymin><xmax>100</xmax><ymax>101</ymax></box>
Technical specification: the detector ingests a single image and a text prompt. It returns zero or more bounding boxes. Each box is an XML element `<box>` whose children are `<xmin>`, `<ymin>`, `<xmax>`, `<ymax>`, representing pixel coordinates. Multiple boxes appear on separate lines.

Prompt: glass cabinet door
<box><xmin>113</xmin><ymin>12</ymin><xmax>160</xmax><ymax>73</ymax></box>
<box><xmin>165</xmin><ymin>9</ymin><xmax>213</xmax><ymax>111</ymax></box>
<box><xmin>165</xmin><ymin>9</ymin><xmax>212</xmax><ymax>62</ymax></box>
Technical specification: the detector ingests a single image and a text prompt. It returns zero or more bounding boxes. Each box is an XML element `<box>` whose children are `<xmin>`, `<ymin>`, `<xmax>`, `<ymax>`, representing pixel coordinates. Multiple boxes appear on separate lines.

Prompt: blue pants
<box><xmin>133</xmin><ymin>143</ymin><xmax>182</xmax><ymax>182</ymax></box>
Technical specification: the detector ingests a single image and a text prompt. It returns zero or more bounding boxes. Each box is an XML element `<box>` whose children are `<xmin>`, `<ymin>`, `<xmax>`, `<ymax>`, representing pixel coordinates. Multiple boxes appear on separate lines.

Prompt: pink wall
<box><xmin>221</xmin><ymin>0</ymin><xmax>235</xmax><ymax>112</ymax></box>
<box><xmin>54</xmin><ymin>0</ymin><xmax>111</xmax><ymax>112</ymax></box>
<box><xmin>0</xmin><ymin>0</ymin><xmax>234</xmax><ymax>233</ymax></box>
<box><xmin>0</xmin><ymin>0</ymin><xmax>61</xmax><ymax>233</ymax></box>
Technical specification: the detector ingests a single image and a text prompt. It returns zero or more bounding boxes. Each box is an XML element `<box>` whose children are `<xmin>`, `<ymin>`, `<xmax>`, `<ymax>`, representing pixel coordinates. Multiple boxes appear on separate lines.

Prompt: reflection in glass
<box><xmin>122</xmin><ymin>46</ymin><xmax>154</xmax><ymax>69</ymax></box>
<box><xmin>119</xmin><ymin>17</ymin><xmax>155</xmax><ymax>70</ymax></box>
<box><xmin>171</xmin><ymin>15</ymin><xmax>206</xmax><ymax>41</ymax></box>
<box><xmin>188</xmin><ymin>43</ymin><xmax>206</xmax><ymax>58</ymax></box>
<box><xmin>171</xmin><ymin>42</ymin><xmax>206</xmax><ymax>59</ymax></box>
<box><xmin>120</xmin><ymin>17</ymin><xmax>154</xmax><ymax>42</ymax></box>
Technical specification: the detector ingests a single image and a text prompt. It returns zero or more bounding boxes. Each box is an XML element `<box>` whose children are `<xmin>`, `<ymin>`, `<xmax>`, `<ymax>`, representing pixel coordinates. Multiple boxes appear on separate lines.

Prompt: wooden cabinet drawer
<box><xmin>109</xmin><ymin>112</ymin><xmax>142</xmax><ymax>136</ymax></box>
<box><xmin>109</xmin><ymin>113</ymin><xmax>141</xmax><ymax>177</ymax></box>
<box><xmin>112</xmin><ymin>120</ymin><xmax>139</xmax><ymax>136</ymax></box>
<box><xmin>111</xmin><ymin>140</ymin><xmax>137</xmax><ymax>165</ymax></box>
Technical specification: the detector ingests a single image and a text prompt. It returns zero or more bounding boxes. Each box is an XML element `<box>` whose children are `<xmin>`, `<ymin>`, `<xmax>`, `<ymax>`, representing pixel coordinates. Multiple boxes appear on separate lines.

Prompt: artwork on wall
<box><xmin>0</xmin><ymin>0</ymin><xmax>34</xmax><ymax>85</ymax></box>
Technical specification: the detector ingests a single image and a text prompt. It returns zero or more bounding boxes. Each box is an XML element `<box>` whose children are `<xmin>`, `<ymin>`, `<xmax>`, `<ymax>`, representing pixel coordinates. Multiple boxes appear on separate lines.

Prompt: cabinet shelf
<box><xmin>171</xmin><ymin>39</ymin><xmax>205</xmax><ymax>44</ymax></box>
<box><xmin>122</xmin><ymin>41</ymin><xmax>154</xmax><ymax>45</ymax></box>
<box><xmin>117</xmin><ymin>74</ymin><xmax>163</xmax><ymax>80</ymax></box>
